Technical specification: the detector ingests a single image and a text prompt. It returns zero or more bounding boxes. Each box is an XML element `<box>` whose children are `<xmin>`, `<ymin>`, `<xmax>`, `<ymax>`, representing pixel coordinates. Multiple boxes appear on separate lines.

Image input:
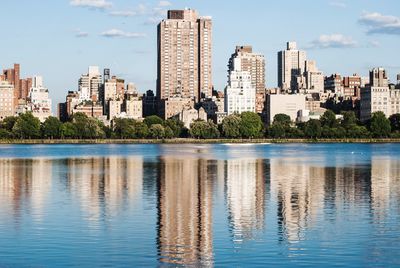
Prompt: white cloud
<box><xmin>109</xmin><ymin>10</ymin><xmax>136</xmax><ymax>17</ymax></box>
<box><xmin>310</xmin><ymin>34</ymin><xmax>357</xmax><ymax>49</ymax></box>
<box><xmin>70</xmin><ymin>0</ymin><xmax>112</xmax><ymax>10</ymax></box>
<box><xmin>101</xmin><ymin>29</ymin><xmax>146</xmax><ymax>38</ymax></box>
<box><xmin>158</xmin><ymin>1</ymin><xmax>172</xmax><ymax>7</ymax></box>
<box><xmin>359</xmin><ymin>12</ymin><xmax>400</xmax><ymax>35</ymax></box>
<box><xmin>329</xmin><ymin>2</ymin><xmax>346</xmax><ymax>8</ymax></box>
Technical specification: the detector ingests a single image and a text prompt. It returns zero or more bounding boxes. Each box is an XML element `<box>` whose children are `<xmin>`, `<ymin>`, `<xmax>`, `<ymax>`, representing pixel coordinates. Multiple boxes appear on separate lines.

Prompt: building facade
<box><xmin>266</xmin><ymin>94</ymin><xmax>306</xmax><ymax>125</ymax></box>
<box><xmin>360</xmin><ymin>86</ymin><xmax>400</xmax><ymax>122</ymax></box>
<box><xmin>0</xmin><ymin>81</ymin><xmax>15</xmax><ymax>119</ymax></box>
<box><xmin>27</xmin><ymin>76</ymin><xmax>52</xmax><ymax>122</ymax></box>
<box><xmin>225</xmin><ymin>58</ymin><xmax>256</xmax><ymax>115</ymax></box>
<box><xmin>157</xmin><ymin>9</ymin><xmax>212</xmax><ymax>105</ymax></box>
<box><xmin>370</xmin><ymin>67</ymin><xmax>388</xmax><ymax>87</ymax></box>
<box><xmin>228</xmin><ymin>46</ymin><xmax>265</xmax><ymax>113</ymax></box>
<box><xmin>78</xmin><ymin>66</ymin><xmax>102</xmax><ymax>102</ymax></box>
<box><xmin>278</xmin><ymin>42</ymin><xmax>306</xmax><ymax>91</ymax></box>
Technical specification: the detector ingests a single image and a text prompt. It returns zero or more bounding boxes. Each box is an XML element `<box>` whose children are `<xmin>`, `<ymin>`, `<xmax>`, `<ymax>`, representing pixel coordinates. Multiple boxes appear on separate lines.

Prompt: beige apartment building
<box><xmin>278</xmin><ymin>42</ymin><xmax>306</xmax><ymax>91</ymax></box>
<box><xmin>228</xmin><ymin>46</ymin><xmax>266</xmax><ymax>114</ymax></box>
<box><xmin>0</xmin><ymin>81</ymin><xmax>15</xmax><ymax>119</ymax></box>
<box><xmin>360</xmin><ymin>68</ymin><xmax>399</xmax><ymax>122</ymax></box>
<box><xmin>159</xmin><ymin>97</ymin><xmax>194</xmax><ymax>120</ymax></box>
<box><xmin>157</xmin><ymin>9</ymin><xmax>212</xmax><ymax>107</ymax></box>
<box><xmin>124</xmin><ymin>95</ymin><xmax>143</xmax><ymax>120</ymax></box>
<box><xmin>78</xmin><ymin>66</ymin><xmax>102</xmax><ymax>102</ymax></box>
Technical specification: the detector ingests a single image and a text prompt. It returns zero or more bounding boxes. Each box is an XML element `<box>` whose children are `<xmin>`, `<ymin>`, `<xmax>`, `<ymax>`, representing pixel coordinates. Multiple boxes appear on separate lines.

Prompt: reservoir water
<box><xmin>0</xmin><ymin>143</ymin><xmax>399</xmax><ymax>267</ymax></box>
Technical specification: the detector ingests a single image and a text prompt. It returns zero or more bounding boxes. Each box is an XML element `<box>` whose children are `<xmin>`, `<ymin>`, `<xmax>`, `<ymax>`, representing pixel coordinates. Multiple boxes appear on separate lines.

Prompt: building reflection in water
<box><xmin>66</xmin><ymin>157</ymin><xmax>144</xmax><ymax>227</ymax></box>
<box><xmin>225</xmin><ymin>159</ymin><xmax>266</xmax><ymax>243</ymax></box>
<box><xmin>0</xmin><ymin>159</ymin><xmax>52</xmax><ymax>225</ymax></box>
<box><xmin>270</xmin><ymin>158</ymin><xmax>326</xmax><ymax>243</ymax></box>
<box><xmin>370</xmin><ymin>157</ymin><xmax>400</xmax><ymax>222</ymax></box>
<box><xmin>1</xmin><ymin>150</ymin><xmax>400</xmax><ymax>265</ymax></box>
<box><xmin>270</xmin><ymin>158</ymin><xmax>373</xmax><ymax>244</ymax></box>
<box><xmin>156</xmin><ymin>157</ymin><xmax>214</xmax><ymax>266</ymax></box>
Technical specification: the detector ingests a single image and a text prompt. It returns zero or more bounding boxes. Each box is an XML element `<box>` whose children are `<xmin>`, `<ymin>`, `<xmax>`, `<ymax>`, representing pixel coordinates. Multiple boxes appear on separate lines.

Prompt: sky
<box><xmin>0</xmin><ymin>0</ymin><xmax>400</xmax><ymax>111</ymax></box>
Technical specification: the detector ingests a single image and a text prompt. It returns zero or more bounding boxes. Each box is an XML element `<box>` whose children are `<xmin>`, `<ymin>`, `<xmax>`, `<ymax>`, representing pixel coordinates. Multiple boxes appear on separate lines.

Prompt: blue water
<box><xmin>0</xmin><ymin>143</ymin><xmax>399</xmax><ymax>267</ymax></box>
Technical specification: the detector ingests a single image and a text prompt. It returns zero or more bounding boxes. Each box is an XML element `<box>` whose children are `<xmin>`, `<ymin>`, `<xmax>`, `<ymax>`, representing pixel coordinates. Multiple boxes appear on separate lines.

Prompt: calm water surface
<box><xmin>0</xmin><ymin>143</ymin><xmax>399</xmax><ymax>267</ymax></box>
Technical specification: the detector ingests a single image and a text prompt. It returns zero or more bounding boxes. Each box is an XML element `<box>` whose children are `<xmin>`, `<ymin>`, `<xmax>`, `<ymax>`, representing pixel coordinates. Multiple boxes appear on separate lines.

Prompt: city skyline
<box><xmin>0</xmin><ymin>0</ymin><xmax>399</xmax><ymax>110</ymax></box>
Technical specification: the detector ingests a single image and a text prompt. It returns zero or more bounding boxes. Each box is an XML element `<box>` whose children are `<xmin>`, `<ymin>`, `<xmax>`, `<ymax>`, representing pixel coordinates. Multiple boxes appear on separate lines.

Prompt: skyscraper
<box><xmin>28</xmin><ymin>76</ymin><xmax>52</xmax><ymax>122</ymax></box>
<box><xmin>225</xmin><ymin>58</ymin><xmax>256</xmax><ymax>115</ymax></box>
<box><xmin>157</xmin><ymin>9</ymin><xmax>212</xmax><ymax>103</ymax></box>
<box><xmin>228</xmin><ymin>46</ymin><xmax>266</xmax><ymax>113</ymax></box>
<box><xmin>369</xmin><ymin>67</ymin><xmax>388</xmax><ymax>87</ymax></box>
<box><xmin>78</xmin><ymin>66</ymin><xmax>102</xmax><ymax>102</ymax></box>
<box><xmin>277</xmin><ymin>42</ymin><xmax>306</xmax><ymax>91</ymax></box>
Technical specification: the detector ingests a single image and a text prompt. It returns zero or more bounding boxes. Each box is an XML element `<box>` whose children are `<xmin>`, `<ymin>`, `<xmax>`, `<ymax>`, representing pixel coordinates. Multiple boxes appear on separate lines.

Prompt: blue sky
<box><xmin>0</xmin><ymin>0</ymin><xmax>399</xmax><ymax>109</ymax></box>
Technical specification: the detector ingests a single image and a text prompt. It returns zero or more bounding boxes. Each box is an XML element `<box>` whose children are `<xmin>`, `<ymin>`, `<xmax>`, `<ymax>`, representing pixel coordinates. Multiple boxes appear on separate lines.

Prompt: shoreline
<box><xmin>0</xmin><ymin>138</ymin><xmax>400</xmax><ymax>144</ymax></box>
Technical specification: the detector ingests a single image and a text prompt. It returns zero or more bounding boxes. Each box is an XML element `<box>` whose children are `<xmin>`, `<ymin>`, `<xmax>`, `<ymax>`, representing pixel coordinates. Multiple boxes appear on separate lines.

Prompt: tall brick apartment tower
<box><xmin>157</xmin><ymin>9</ymin><xmax>213</xmax><ymax>104</ymax></box>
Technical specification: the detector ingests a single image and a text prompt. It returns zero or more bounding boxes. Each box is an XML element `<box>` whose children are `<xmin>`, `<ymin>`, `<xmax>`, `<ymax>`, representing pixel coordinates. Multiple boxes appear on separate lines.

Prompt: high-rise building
<box><xmin>157</xmin><ymin>9</ymin><xmax>213</xmax><ymax>104</ymax></box>
<box><xmin>302</xmin><ymin>60</ymin><xmax>324</xmax><ymax>93</ymax></box>
<box><xmin>324</xmin><ymin>74</ymin><xmax>344</xmax><ymax>94</ymax></box>
<box><xmin>224</xmin><ymin>58</ymin><xmax>256</xmax><ymax>115</ymax></box>
<box><xmin>0</xmin><ymin>81</ymin><xmax>15</xmax><ymax>119</ymax></box>
<box><xmin>1</xmin><ymin>64</ymin><xmax>29</xmax><ymax>106</ymax></box>
<box><xmin>78</xmin><ymin>66</ymin><xmax>102</xmax><ymax>102</ymax></box>
<box><xmin>343</xmin><ymin>74</ymin><xmax>361</xmax><ymax>97</ymax></box>
<box><xmin>228</xmin><ymin>46</ymin><xmax>266</xmax><ymax>113</ymax></box>
<box><xmin>142</xmin><ymin>90</ymin><xmax>158</xmax><ymax>117</ymax></box>
<box><xmin>278</xmin><ymin>42</ymin><xmax>306</xmax><ymax>91</ymax></box>
<box><xmin>360</xmin><ymin>68</ymin><xmax>400</xmax><ymax>122</ymax></box>
<box><xmin>122</xmin><ymin>94</ymin><xmax>143</xmax><ymax>120</ymax></box>
<box><xmin>102</xmin><ymin>76</ymin><xmax>125</xmax><ymax>118</ymax></box>
<box><xmin>27</xmin><ymin>76</ymin><xmax>52</xmax><ymax>122</ymax></box>
<box><xmin>369</xmin><ymin>67</ymin><xmax>388</xmax><ymax>87</ymax></box>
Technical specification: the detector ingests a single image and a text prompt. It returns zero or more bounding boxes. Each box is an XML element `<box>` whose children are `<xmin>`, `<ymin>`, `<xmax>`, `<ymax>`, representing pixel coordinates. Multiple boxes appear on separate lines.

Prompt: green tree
<box><xmin>86</xmin><ymin>117</ymin><xmax>105</xmax><ymax>139</ymax></box>
<box><xmin>239</xmin><ymin>112</ymin><xmax>263</xmax><ymax>138</ymax></box>
<box><xmin>71</xmin><ymin>113</ymin><xmax>89</xmax><ymax>139</ymax></box>
<box><xmin>190</xmin><ymin>120</ymin><xmax>220</xmax><ymax>139</ymax></box>
<box><xmin>42</xmin><ymin>116</ymin><xmax>62</xmax><ymax>139</ymax></box>
<box><xmin>149</xmin><ymin>124</ymin><xmax>165</xmax><ymax>139</ymax></box>
<box><xmin>12</xmin><ymin>113</ymin><xmax>41</xmax><ymax>139</ymax></box>
<box><xmin>0</xmin><ymin>128</ymin><xmax>11</xmax><ymax>139</ymax></box>
<box><xmin>134</xmin><ymin>121</ymin><xmax>149</xmax><ymax>138</ymax></box>
<box><xmin>144</xmin><ymin>115</ymin><xmax>164</xmax><ymax>127</ymax></box>
<box><xmin>370</xmin><ymin>111</ymin><xmax>391</xmax><ymax>138</ymax></box>
<box><xmin>113</xmin><ymin>118</ymin><xmax>135</xmax><ymax>139</ymax></box>
<box><xmin>267</xmin><ymin>123</ymin><xmax>286</xmax><ymax>138</ymax></box>
<box><xmin>286</xmin><ymin>127</ymin><xmax>304</xmax><ymax>138</ymax></box>
<box><xmin>273</xmin><ymin>113</ymin><xmax>291</xmax><ymax>127</ymax></box>
<box><xmin>164</xmin><ymin>126</ymin><xmax>174</xmax><ymax>139</ymax></box>
<box><xmin>341</xmin><ymin>111</ymin><xmax>357</xmax><ymax>129</ymax></box>
<box><xmin>60</xmin><ymin>122</ymin><xmax>76</xmax><ymax>139</ymax></box>
<box><xmin>304</xmin><ymin>119</ymin><xmax>322</xmax><ymax>139</ymax></box>
<box><xmin>320</xmin><ymin>110</ymin><xmax>338</xmax><ymax>128</ymax></box>
<box><xmin>71</xmin><ymin>113</ymin><xmax>104</xmax><ymax>139</ymax></box>
<box><xmin>164</xmin><ymin>119</ymin><xmax>184</xmax><ymax>138</ymax></box>
<box><xmin>347</xmin><ymin>125</ymin><xmax>370</xmax><ymax>138</ymax></box>
<box><xmin>1</xmin><ymin>116</ymin><xmax>18</xmax><ymax>132</ymax></box>
<box><xmin>222</xmin><ymin>114</ymin><xmax>241</xmax><ymax>138</ymax></box>
<box><xmin>389</xmin><ymin>113</ymin><xmax>400</xmax><ymax>132</ymax></box>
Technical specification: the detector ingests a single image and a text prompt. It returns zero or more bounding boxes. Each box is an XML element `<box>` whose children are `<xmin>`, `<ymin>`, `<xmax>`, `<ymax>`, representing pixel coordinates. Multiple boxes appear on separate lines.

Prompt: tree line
<box><xmin>0</xmin><ymin>110</ymin><xmax>398</xmax><ymax>140</ymax></box>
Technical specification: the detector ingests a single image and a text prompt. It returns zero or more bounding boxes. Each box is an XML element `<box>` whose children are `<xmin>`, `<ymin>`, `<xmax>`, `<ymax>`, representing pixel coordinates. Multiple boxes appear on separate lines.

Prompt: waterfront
<box><xmin>0</xmin><ymin>144</ymin><xmax>399</xmax><ymax>267</ymax></box>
